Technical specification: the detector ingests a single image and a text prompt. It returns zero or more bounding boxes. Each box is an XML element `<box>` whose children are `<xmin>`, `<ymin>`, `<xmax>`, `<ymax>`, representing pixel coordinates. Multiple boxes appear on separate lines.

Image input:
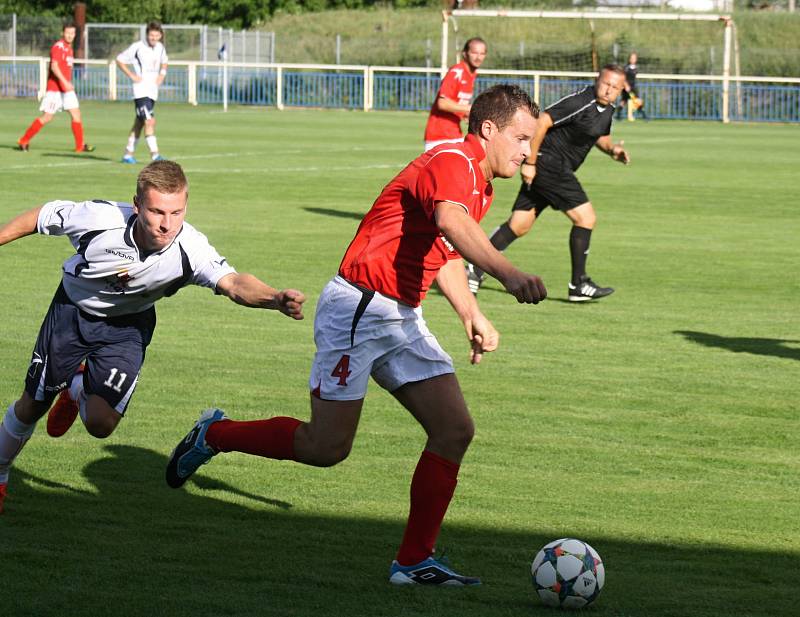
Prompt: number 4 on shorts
<box><xmin>331</xmin><ymin>354</ymin><xmax>351</xmax><ymax>386</ymax></box>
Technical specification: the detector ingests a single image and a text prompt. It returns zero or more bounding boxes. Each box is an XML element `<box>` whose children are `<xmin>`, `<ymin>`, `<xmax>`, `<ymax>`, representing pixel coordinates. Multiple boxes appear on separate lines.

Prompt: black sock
<box><xmin>569</xmin><ymin>226</ymin><xmax>592</xmax><ymax>286</ymax></box>
<box><xmin>473</xmin><ymin>222</ymin><xmax>518</xmax><ymax>279</ymax></box>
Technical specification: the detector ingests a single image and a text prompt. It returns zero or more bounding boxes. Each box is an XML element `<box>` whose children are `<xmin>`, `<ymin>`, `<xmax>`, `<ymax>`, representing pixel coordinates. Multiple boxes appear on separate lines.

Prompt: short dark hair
<box><xmin>62</xmin><ymin>21</ymin><xmax>76</xmax><ymax>31</ymax></box>
<box><xmin>137</xmin><ymin>160</ymin><xmax>188</xmax><ymax>202</ymax></box>
<box><xmin>600</xmin><ymin>63</ymin><xmax>625</xmax><ymax>78</ymax></box>
<box><xmin>468</xmin><ymin>84</ymin><xmax>539</xmax><ymax>135</ymax></box>
<box><xmin>462</xmin><ymin>37</ymin><xmax>487</xmax><ymax>54</ymax></box>
<box><xmin>147</xmin><ymin>21</ymin><xmax>163</xmax><ymax>35</ymax></box>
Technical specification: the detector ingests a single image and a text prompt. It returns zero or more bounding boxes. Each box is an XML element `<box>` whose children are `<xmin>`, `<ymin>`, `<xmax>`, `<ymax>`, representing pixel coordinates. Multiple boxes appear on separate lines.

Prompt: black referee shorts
<box><xmin>512</xmin><ymin>165</ymin><xmax>589</xmax><ymax>214</ymax></box>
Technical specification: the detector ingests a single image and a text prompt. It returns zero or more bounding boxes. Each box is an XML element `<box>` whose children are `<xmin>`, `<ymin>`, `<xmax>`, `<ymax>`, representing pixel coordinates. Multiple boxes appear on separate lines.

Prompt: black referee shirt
<box><xmin>539</xmin><ymin>86</ymin><xmax>614</xmax><ymax>172</ymax></box>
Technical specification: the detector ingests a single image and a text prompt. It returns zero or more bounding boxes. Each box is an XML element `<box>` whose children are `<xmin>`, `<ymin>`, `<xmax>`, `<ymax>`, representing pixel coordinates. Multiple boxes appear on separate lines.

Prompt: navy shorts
<box><xmin>134</xmin><ymin>97</ymin><xmax>156</xmax><ymax>120</ymax></box>
<box><xmin>512</xmin><ymin>163</ymin><xmax>589</xmax><ymax>214</ymax></box>
<box><xmin>24</xmin><ymin>284</ymin><xmax>156</xmax><ymax>414</ymax></box>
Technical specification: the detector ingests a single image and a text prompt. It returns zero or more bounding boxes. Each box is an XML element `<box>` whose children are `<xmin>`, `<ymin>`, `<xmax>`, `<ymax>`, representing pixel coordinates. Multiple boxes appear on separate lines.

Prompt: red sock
<box><xmin>71</xmin><ymin>121</ymin><xmax>84</xmax><ymax>150</ymax></box>
<box><xmin>395</xmin><ymin>450</ymin><xmax>460</xmax><ymax>566</ymax></box>
<box><xmin>19</xmin><ymin>118</ymin><xmax>44</xmax><ymax>145</ymax></box>
<box><xmin>206</xmin><ymin>417</ymin><xmax>302</xmax><ymax>461</ymax></box>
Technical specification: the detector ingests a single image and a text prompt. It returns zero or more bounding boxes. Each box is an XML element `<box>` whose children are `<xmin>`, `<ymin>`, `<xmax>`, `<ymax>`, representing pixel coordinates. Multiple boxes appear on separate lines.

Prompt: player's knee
<box><xmin>83</xmin><ymin>415</ymin><xmax>117</xmax><ymax>439</ymax></box>
<box><xmin>509</xmin><ymin>213</ymin><xmax>535</xmax><ymax>237</ymax></box>
<box><xmin>83</xmin><ymin>399</ymin><xmax>121</xmax><ymax>438</ymax></box>
<box><xmin>433</xmin><ymin>418</ymin><xmax>474</xmax><ymax>457</ymax></box>
<box><xmin>313</xmin><ymin>441</ymin><xmax>353</xmax><ymax>467</ymax></box>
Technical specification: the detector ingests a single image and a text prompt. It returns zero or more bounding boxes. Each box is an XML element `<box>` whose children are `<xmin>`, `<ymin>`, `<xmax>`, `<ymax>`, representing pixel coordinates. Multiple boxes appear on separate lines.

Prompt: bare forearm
<box><xmin>526</xmin><ymin>112</ymin><xmax>552</xmax><ymax>163</ymax></box>
<box><xmin>436</xmin><ymin>208</ymin><xmax>515</xmax><ymax>285</ymax></box>
<box><xmin>222</xmin><ymin>273</ymin><xmax>280</xmax><ymax>309</ymax></box>
<box><xmin>436</xmin><ymin>258</ymin><xmax>479</xmax><ymax>321</ymax></box>
<box><xmin>436</xmin><ymin>97</ymin><xmax>469</xmax><ymax>116</ymax></box>
<box><xmin>0</xmin><ymin>207</ymin><xmax>41</xmax><ymax>246</ymax></box>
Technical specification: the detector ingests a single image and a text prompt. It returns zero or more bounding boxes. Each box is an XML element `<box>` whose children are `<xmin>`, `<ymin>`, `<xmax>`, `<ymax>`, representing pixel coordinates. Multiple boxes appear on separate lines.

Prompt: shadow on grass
<box><xmin>675</xmin><ymin>330</ymin><xmax>800</xmax><ymax>361</ymax></box>
<box><xmin>303</xmin><ymin>206</ymin><xmax>364</xmax><ymax>221</ymax></box>
<box><xmin>2</xmin><ymin>444</ymin><xmax>794</xmax><ymax>617</ymax></box>
<box><xmin>41</xmin><ymin>152</ymin><xmax>112</xmax><ymax>162</ymax></box>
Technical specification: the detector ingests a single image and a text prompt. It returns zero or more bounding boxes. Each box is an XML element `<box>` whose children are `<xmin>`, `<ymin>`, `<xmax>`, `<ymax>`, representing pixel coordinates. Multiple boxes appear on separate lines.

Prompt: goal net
<box><xmin>442</xmin><ymin>10</ymin><xmax>732</xmax><ymax>76</ymax></box>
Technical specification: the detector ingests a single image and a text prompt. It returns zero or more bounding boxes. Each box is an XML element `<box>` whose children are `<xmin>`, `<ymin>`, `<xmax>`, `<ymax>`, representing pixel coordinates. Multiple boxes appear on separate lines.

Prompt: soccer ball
<box><xmin>531</xmin><ymin>538</ymin><xmax>605</xmax><ymax>609</ymax></box>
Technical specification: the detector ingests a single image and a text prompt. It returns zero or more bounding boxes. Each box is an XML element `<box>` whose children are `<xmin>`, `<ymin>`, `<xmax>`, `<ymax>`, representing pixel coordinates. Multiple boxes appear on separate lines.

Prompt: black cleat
<box><xmin>568</xmin><ymin>276</ymin><xmax>614</xmax><ymax>302</ymax></box>
<box><xmin>76</xmin><ymin>144</ymin><xmax>95</xmax><ymax>153</ymax></box>
<box><xmin>465</xmin><ymin>263</ymin><xmax>484</xmax><ymax>295</ymax></box>
<box><xmin>16</xmin><ymin>142</ymin><xmax>29</xmax><ymax>152</ymax></box>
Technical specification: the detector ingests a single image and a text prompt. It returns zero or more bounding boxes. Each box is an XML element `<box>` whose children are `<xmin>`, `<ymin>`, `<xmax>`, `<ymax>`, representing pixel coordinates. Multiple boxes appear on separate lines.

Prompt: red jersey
<box><xmin>339</xmin><ymin>134</ymin><xmax>493</xmax><ymax>307</ymax></box>
<box><xmin>423</xmin><ymin>61</ymin><xmax>478</xmax><ymax>142</ymax></box>
<box><xmin>47</xmin><ymin>39</ymin><xmax>73</xmax><ymax>92</ymax></box>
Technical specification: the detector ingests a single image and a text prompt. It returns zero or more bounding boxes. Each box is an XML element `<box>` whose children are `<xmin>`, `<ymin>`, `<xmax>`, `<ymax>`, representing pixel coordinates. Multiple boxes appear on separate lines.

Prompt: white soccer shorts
<box><xmin>39</xmin><ymin>90</ymin><xmax>79</xmax><ymax>114</ymax></box>
<box><xmin>309</xmin><ymin>276</ymin><xmax>454</xmax><ymax>401</ymax></box>
<box><xmin>424</xmin><ymin>137</ymin><xmax>464</xmax><ymax>152</ymax></box>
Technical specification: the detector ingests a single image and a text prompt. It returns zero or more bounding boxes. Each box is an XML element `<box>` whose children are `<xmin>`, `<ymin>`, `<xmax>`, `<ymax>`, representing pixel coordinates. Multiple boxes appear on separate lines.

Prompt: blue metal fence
<box><xmin>0</xmin><ymin>61</ymin><xmax>38</xmax><ymax>98</ymax></box>
<box><xmin>2</xmin><ymin>61</ymin><xmax>799</xmax><ymax>123</ymax></box>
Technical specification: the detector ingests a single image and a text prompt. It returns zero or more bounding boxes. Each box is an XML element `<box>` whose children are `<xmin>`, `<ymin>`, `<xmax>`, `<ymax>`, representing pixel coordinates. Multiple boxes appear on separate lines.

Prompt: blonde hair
<box><xmin>136</xmin><ymin>160</ymin><xmax>188</xmax><ymax>202</ymax></box>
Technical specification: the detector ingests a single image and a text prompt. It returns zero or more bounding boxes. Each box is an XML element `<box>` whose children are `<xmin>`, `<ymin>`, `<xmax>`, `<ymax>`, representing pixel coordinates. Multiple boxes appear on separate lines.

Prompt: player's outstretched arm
<box><xmin>596</xmin><ymin>135</ymin><xmax>630</xmax><ymax>164</ymax></box>
<box><xmin>435</xmin><ymin>202</ymin><xmax>547</xmax><ymax>304</ymax></box>
<box><xmin>522</xmin><ymin>112</ymin><xmax>553</xmax><ymax>186</ymax></box>
<box><xmin>216</xmin><ymin>272</ymin><xmax>305</xmax><ymax>319</ymax></box>
<box><xmin>436</xmin><ymin>258</ymin><xmax>499</xmax><ymax>365</ymax></box>
<box><xmin>0</xmin><ymin>206</ymin><xmax>42</xmax><ymax>247</ymax></box>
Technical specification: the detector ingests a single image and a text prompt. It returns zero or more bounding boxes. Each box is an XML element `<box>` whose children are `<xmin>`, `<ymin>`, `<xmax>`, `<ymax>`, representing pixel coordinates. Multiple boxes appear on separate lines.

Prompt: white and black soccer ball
<box><xmin>531</xmin><ymin>538</ymin><xmax>605</xmax><ymax>609</ymax></box>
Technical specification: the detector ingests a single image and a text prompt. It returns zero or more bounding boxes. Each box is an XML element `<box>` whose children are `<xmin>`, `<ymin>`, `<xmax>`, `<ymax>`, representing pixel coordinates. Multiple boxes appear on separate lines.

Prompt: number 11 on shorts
<box><xmin>103</xmin><ymin>367</ymin><xmax>128</xmax><ymax>393</ymax></box>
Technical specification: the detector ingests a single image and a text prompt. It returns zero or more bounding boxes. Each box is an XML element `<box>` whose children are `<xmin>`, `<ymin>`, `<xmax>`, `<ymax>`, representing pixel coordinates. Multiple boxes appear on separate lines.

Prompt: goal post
<box><xmin>441</xmin><ymin>9</ymin><xmax>736</xmax><ymax>122</ymax></box>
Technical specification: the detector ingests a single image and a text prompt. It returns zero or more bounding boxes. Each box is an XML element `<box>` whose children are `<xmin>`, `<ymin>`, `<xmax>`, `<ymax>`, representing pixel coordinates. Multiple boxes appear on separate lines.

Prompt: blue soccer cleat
<box><xmin>121</xmin><ymin>154</ymin><xmax>137</xmax><ymax>164</ymax></box>
<box><xmin>151</xmin><ymin>154</ymin><xmax>165</xmax><ymax>162</ymax></box>
<box><xmin>389</xmin><ymin>557</ymin><xmax>481</xmax><ymax>586</ymax></box>
<box><xmin>165</xmin><ymin>408</ymin><xmax>227</xmax><ymax>488</ymax></box>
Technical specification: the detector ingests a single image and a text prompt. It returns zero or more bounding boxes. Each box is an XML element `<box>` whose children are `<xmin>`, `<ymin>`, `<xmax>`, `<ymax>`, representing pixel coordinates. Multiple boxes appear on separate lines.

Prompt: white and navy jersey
<box><xmin>37</xmin><ymin>200</ymin><xmax>236</xmax><ymax>318</ymax></box>
<box><xmin>540</xmin><ymin>86</ymin><xmax>614</xmax><ymax>172</ymax></box>
<box><xmin>116</xmin><ymin>41</ymin><xmax>168</xmax><ymax>100</ymax></box>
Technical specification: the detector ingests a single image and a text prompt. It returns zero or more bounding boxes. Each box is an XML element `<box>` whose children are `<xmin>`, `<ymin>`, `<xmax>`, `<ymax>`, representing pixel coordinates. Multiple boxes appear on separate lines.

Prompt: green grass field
<box><xmin>0</xmin><ymin>100</ymin><xmax>798</xmax><ymax>617</ymax></box>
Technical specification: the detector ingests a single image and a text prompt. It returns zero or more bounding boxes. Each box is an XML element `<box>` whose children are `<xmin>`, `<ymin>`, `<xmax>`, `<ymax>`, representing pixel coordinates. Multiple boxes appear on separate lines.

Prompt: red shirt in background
<box><xmin>46</xmin><ymin>38</ymin><xmax>73</xmax><ymax>92</ymax></box>
<box><xmin>339</xmin><ymin>134</ymin><xmax>493</xmax><ymax>307</ymax></box>
<box><xmin>423</xmin><ymin>61</ymin><xmax>478</xmax><ymax>142</ymax></box>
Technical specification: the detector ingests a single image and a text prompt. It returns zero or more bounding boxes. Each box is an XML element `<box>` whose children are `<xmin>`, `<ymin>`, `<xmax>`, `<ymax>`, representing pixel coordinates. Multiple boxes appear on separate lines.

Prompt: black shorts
<box><xmin>134</xmin><ymin>97</ymin><xmax>156</xmax><ymax>120</ymax></box>
<box><xmin>512</xmin><ymin>165</ymin><xmax>589</xmax><ymax>214</ymax></box>
<box><xmin>24</xmin><ymin>284</ymin><xmax>156</xmax><ymax>414</ymax></box>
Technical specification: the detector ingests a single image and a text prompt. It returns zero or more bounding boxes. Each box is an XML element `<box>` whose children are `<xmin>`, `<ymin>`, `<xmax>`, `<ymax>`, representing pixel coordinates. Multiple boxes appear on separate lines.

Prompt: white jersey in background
<box><xmin>116</xmin><ymin>41</ymin><xmax>168</xmax><ymax>100</ymax></box>
<box><xmin>37</xmin><ymin>199</ymin><xmax>235</xmax><ymax>318</ymax></box>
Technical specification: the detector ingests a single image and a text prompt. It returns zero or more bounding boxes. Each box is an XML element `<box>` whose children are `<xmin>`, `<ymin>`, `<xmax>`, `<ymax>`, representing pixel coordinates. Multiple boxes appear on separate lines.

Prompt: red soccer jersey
<box><xmin>47</xmin><ymin>39</ymin><xmax>73</xmax><ymax>92</ymax></box>
<box><xmin>423</xmin><ymin>61</ymin><xmax>478</xmax><ymax>142</ymax></box>
<box><xmin>339</xmin><ymin>134</ymin><xmax>493</xmax><ymax>307</ymax></box>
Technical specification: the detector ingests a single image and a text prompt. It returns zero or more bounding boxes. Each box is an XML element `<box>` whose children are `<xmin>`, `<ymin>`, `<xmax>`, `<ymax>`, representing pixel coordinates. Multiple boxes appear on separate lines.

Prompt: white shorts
<box><xmin>309</xmin><ymin>276</ymin><xmax>454</xmax><ymax>401</ymax></box>
<box><xmin>424</xmin><ymin>137</ymin><xmax>464</xmax><ymax>152</ymax></box>
<box><xmin>39</xmin><ymin>90</ymin><xmax>79</xmax><ymax>114</ymax></box>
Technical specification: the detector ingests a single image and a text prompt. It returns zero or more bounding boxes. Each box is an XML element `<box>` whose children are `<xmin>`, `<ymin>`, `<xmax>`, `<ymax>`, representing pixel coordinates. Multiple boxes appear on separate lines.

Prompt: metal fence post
<box><xmin>188</xmin><ymin>62</ymin><xmax>197</xmax><ymax>105</ymax></box>
<box><xmin>276</xmin><ymin>66</ymin><xmax>283</xmax><ymax>110</ymax></box>
<box><xmin>38</xmin><ymin>57</ymin><xmax>47</xmax><ymax>99</ymax></box>
<box><xmin>534</xmin><ymin>73</ymin><xmax>540</xmax><ymax>106</ymax></box>
<box><xmin>109</xmin><ymin>60</ymin><xmax>116</xmax><ymax>100</ymax></box>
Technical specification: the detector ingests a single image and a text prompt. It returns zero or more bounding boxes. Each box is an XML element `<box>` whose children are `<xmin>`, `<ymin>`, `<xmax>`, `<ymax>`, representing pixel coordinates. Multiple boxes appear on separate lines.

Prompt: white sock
<box><xmin>0</xmin><ymin>403</ymin><xmax>36</xmax><ymax>484</ymax></box>
<box><xmin>68</xmin><ymin>371</ymin><xmax>84</xmax><ymax>402</ymax></box>
<box><xmin>145</xmin><ymin>135</ymin><xmax>158</xmax><ymax>155</ymax></box>
<box><xmin>126</xmin><ymin>134</ymin><xmax>138</xmax><ymax>154</ymax></box>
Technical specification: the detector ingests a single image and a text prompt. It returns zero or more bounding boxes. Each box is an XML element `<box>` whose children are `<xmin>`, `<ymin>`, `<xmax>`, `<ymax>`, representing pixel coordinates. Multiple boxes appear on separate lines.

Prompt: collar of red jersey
<box><xmin>463</xmin><ymin>134</ymin><xmax>486</xmax><ymax>163</ymax></box>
